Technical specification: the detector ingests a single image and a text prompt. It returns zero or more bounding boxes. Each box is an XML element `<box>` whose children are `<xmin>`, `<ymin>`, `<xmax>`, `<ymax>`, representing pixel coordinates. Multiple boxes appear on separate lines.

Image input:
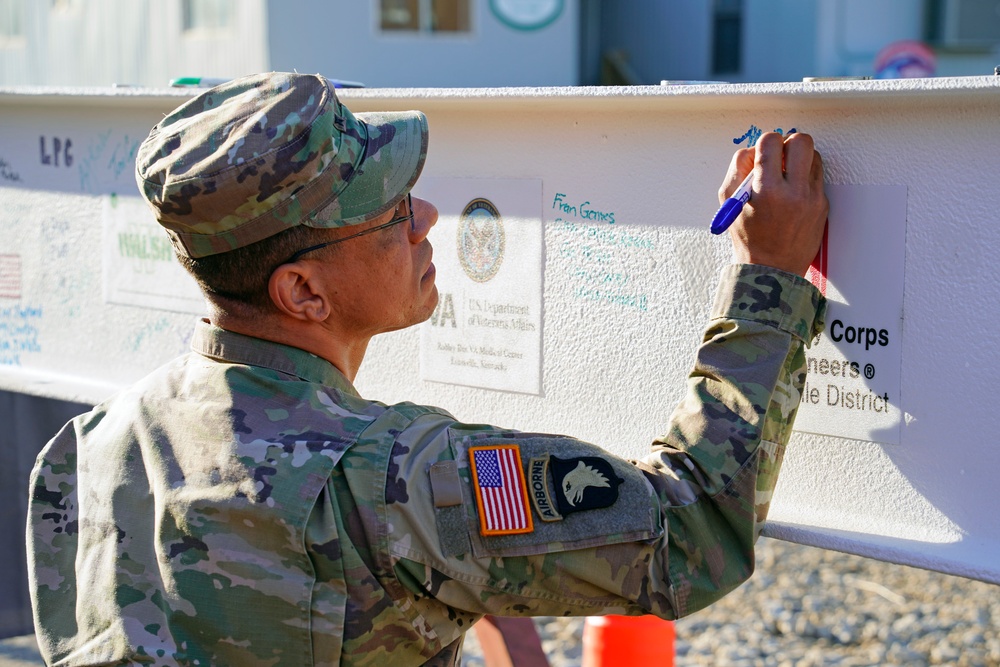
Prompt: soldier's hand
<box><xmin>719</xmin><ymin>132</ymin><xmax>828</xmax><ymax>277</ymax></box>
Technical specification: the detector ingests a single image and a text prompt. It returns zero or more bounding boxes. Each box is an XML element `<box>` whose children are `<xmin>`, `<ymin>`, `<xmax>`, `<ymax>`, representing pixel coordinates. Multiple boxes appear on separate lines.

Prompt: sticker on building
<box><xmin>794</xmin><ymin>185</ymin><xmax>907</xmax><ymax>446</ymax></box>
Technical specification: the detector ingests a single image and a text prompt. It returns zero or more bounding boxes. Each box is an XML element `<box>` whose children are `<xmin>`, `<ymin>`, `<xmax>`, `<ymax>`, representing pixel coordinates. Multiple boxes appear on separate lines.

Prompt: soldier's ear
<box><xmin>268</xmin><ymin>263</ymin><xmax>330</xmax><ymax>323</ymax></box>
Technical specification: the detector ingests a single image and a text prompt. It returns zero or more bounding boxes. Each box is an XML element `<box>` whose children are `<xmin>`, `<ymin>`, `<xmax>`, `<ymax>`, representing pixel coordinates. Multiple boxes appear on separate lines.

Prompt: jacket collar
<box><xmin>190</xmin><ymin>319</ymin><xmax>359</xmax><ymax>397</ymax></box>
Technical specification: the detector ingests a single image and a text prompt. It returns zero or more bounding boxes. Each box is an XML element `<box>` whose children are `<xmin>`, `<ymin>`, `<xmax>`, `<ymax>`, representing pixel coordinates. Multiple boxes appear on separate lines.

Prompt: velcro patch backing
<box><xmin>451</xmin><ymin>432</ymin><xmax>662</xmax><ymax>559</ymax></box>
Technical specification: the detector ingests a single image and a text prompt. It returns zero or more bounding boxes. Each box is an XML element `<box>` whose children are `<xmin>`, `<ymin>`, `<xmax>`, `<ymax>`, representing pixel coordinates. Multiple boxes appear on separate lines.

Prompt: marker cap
<box><xmin>710</xmin><ymin>198</ymin><xmax>743</xmax><ymax>235</ymax></box>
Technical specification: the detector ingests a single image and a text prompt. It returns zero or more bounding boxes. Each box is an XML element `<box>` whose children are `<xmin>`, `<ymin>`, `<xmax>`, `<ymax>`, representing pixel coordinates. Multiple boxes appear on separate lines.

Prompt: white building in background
<box><xmin>0</xmin><ymin>0</ymin><xmax>269</xmax><ymax>87</ymax></box>
<box><xmin>0</xmin><ymin>0</ymin><xmax>997</xmax><ymax>89</ymax></box>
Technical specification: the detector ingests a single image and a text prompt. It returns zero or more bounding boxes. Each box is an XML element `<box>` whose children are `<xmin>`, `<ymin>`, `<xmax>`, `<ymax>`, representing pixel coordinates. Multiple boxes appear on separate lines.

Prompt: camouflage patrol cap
<box><xmin>135</xmin><ymin>71</ymin><xmax>428</xmax><ymax>258</ymax></box>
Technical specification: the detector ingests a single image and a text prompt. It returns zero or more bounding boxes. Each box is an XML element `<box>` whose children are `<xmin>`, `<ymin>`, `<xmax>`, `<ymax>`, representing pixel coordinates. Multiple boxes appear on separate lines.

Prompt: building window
<box><xmin>712</xmin><ymin>0</ymin><xmax>742</xmax><ymax>74</ymax></box>
<box><xmin>183</xmin><ymin>0</ymin><xmax>236</xmax><ymax>33</ymax></box>
<box><xmin>0</xmin><ymin>0</ymin><xmax>24</xmax><ymax>42</ymax></box>
<box><xmin>927</xmin><ymin>0</ymin><xmax>1000</xmax><ymax>48</ymax></box>
<box><xmin>380</xmin><ymin>0</ymin><xmax>470</xmax><ymax>33</ymax></box>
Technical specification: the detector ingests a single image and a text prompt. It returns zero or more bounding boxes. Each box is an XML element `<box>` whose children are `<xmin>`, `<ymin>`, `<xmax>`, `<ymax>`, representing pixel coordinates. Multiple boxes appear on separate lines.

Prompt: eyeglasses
<box><xmin>280</xmin><ymin>193</ymin><xmax>415</xmax><ymax>265</ymax></box>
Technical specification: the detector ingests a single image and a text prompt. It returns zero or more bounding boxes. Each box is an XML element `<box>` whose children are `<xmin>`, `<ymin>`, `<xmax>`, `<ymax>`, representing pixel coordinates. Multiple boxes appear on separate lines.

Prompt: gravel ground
<box><xmin>4</xmin><ymin>537</ymin><xmax>996</xmax><ymax>666</ymax></box>
<box><xmin>463</xmin><ymin>537</ymin><xmax>1000</xmax><ymax>666</ymax></box>
<box><xmin>0</xmin><ymin>636</ymin><xmax>40</xmax><ymax>667</ymax></box>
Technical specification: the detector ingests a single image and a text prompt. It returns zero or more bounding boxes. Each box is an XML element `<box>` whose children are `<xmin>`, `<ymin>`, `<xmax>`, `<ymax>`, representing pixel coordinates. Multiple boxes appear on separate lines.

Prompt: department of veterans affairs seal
<box><xmin>458</xmin><ymin>198</ymin><xmax>505</xmax><ymax>283</ymax></box>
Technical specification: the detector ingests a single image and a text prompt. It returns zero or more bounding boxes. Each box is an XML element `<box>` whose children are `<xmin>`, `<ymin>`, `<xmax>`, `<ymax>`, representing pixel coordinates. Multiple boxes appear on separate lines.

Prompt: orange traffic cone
<box><xmin>581</xmin><ymin>615</ymin><xmax>675</xmax><ymax>666</ymax></box>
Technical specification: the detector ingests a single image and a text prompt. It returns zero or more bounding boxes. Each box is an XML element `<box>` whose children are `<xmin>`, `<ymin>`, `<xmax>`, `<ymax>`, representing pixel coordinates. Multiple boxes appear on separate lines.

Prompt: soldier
<box><xmin>27</xmin><ymin>72</ymin><xmax>828</xmax><ymax>666</ymax></box>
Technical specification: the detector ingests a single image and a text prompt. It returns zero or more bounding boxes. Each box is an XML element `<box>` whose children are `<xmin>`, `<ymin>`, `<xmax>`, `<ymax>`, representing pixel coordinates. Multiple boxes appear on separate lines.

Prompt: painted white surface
<box><xmin>1</xmin><ymin>77</ymin><xmax>999</xmax><ymax>584</ymax></box>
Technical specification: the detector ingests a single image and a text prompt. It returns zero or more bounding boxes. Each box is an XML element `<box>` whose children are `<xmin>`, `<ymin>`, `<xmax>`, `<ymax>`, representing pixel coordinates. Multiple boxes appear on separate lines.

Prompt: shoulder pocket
<box><xmin>449</xmin><ymin>428</ymin><xmax>663</xmax><ymax>559</ymax></box>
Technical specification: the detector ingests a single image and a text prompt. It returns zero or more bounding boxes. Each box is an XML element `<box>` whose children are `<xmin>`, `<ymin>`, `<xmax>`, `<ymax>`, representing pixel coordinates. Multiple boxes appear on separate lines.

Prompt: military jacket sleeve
<box><xmin>367</xmin><ymin>264</ymin><xmax>825</xmax><ymax>641</ymax></box>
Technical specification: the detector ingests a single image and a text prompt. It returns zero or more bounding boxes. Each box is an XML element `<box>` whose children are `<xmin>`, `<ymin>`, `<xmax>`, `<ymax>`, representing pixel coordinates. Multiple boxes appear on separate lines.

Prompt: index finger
<box><xmin>719</xmin><ymin>146</ymin><xmax>755</xmax><ymax>202</ymax></box>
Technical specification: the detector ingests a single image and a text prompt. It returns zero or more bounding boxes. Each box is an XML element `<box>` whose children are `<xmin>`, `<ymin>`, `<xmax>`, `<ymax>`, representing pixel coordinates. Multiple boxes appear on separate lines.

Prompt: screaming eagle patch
<box><xmin>550</xmin><ymin>455</ymin><xmax>624</xmax><ymax>516</ymax></box>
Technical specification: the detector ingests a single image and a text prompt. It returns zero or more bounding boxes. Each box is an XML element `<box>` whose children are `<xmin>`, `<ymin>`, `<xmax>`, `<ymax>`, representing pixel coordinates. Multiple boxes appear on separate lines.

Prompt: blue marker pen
<box><xmin>710</xmin><ymin>170</ymin><xmax>754</xmax><ymax>235</ymax></box>
<box><xmin>327</xmin><ymin>79</ymin><xmax>366</xmax><ymax>88</ymax></box>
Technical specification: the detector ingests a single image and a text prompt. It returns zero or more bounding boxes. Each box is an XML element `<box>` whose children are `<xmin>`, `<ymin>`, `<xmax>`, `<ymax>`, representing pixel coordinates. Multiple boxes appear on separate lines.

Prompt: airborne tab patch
<box><xmin>469</xmin><ymin>445</ymin><xmax>534</xmax><ymax>536</ymax></box>
<box><xmin>550</xmin><ymin>456</ymin><xmax>624</xmax><ymax>516</ymax></box>
<box><xmin>528</xmin><ymin>457</ymin><xmax>562</xmax><ymax>522</ymax></box>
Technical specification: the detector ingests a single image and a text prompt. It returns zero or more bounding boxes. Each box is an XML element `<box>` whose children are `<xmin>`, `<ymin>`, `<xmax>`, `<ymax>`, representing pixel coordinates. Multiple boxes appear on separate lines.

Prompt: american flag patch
<box><xmin>469</xmin><ymin>445</ymin><xmax>533</xmax><ymax>536</ymax></box>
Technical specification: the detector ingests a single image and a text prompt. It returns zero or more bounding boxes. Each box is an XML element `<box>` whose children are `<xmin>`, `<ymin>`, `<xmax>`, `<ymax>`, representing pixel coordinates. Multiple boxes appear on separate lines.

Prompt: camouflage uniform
<box><xmin>28</xmin><ymin>264</ymin><xmax>824</xmax><ymax>666</ymax></box>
